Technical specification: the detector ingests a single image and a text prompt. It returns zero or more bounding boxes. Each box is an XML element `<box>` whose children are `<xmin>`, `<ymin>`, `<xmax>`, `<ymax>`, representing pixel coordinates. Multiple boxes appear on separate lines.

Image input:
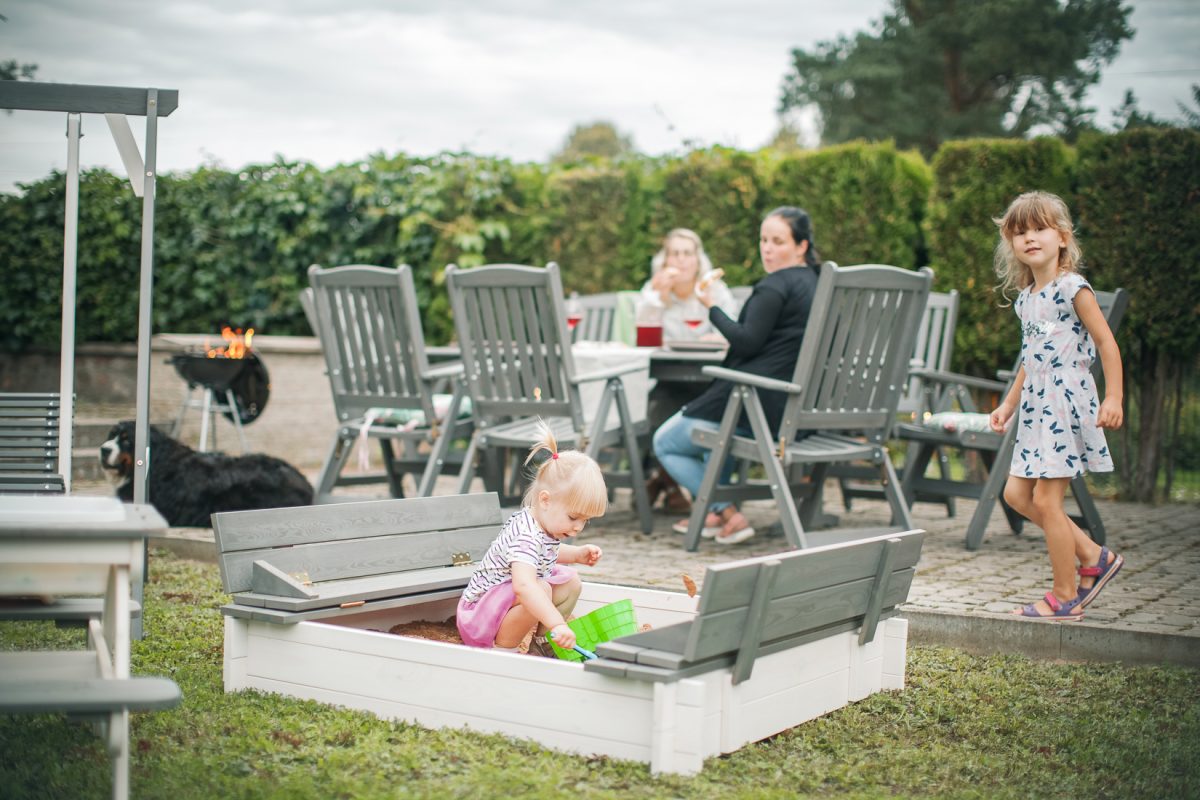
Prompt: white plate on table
<box><xmin>663</xmin><ymin>340</ymin><xmax>727</xmax><ymax>352</ymax></box>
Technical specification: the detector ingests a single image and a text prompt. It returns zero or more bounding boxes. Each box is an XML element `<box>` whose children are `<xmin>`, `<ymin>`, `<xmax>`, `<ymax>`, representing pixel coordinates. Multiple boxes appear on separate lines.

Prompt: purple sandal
<box><xmin>1076</xmin><ymin>547</ymin><xmax>1124</xmax><ymax>609</ymax></box>
<box><xmin>1017</xmin><ymin>591</ymin><xmax>1085</xmax><ymax>621</ymax></box>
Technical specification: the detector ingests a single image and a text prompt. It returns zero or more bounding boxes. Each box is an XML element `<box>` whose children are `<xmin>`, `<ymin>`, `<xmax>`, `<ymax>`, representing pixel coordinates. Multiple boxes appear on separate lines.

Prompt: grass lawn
<box><xmin>2</xmin><ymin>550</ymin><xmax>1198</xmax><ymax>799</ymax></box>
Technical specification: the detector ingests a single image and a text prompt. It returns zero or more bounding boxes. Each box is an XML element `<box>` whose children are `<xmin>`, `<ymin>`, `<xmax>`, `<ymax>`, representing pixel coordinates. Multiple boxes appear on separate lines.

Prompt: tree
<box><xmin>1113</xmin><ymin>85</ymin><xmax>1200</xmax><ymax>131</ymax></box>
<box><xmin>0</xmin><ymin>59</ymin><xmax>37</xmax><ymax>81</ymax></box>
<box><xmin>551</xmin><ymin>121</ymin><xmax>634</xmax><ymax>164</ymax></box>
<box><xmin>779</xmin><ymin>0</ymin><xmax>1133</xmax><ymax>155</ymax></box>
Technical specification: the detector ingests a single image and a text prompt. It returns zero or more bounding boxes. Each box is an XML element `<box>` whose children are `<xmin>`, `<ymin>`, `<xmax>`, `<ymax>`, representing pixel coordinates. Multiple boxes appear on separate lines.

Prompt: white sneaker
<box><xmin>672</xmin><ymin>514</ymin><xmax>722</xmax><ymax>538</ymax></box>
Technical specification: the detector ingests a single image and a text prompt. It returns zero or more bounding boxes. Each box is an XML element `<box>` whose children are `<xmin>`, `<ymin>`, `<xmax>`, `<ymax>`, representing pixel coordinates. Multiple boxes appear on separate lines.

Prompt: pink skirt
<box><xmin>456</xmin><ymin>564</ymin><xmax>577</xmax><ymax>648</ymax></box>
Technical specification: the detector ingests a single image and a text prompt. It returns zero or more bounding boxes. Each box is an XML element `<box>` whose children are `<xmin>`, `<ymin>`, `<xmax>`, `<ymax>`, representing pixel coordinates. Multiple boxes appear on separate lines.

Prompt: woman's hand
<box><xmin>549</xmin><ymin>623</ymin><xmax>576</xmax><ymax>650</ymax></box>
<box><xmin>1097</xmin><ymin>396</ymin><xmax>1123</xmax><ymax>429</ymax></box>
<box><xmin>651</xmin><ymin>266</ymin><xmax>679</xmax><ymax>295</ymax></box>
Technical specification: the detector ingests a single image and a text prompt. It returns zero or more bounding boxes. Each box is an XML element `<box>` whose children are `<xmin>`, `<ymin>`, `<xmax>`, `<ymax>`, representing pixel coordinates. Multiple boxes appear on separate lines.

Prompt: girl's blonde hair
<box><xmin>993</xmin><ymin>191</ymin><xmax>1083</xmax><ymax>300</ymax></box>
<box><xmin>522</xmin><ymin>421</ymin><xmax>608</xmax><ymax>517</ymax></box>
<box><xmin>650</xmin><ymin>228</ymin><xmax>717</xmax><ymax>278</ymax></box>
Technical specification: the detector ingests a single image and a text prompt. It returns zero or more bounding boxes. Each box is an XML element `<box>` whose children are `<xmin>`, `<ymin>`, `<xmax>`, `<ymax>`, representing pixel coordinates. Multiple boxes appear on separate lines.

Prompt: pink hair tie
<box><xmin>551</xmin><ymin>452</ymin><xmax>559</xmax><ymax>460</ymax></box>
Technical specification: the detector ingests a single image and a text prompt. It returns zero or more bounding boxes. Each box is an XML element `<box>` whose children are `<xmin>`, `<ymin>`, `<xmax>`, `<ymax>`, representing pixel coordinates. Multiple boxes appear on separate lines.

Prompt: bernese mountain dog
<box><xmin>98</xmin><ymin>420</ymin><xmax>314</xmax><ymax>527</ymax></box>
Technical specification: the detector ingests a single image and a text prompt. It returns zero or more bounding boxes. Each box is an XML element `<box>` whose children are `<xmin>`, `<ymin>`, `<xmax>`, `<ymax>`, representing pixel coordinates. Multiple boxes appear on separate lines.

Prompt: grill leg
<box><xmin>225</xmin><ymin>389</ymin><xmax>248</xmax><ymax>453</ymax></box>
<box><xmin>198</xmin><ymin>389</ymin><xmax>213</xmax><ymax>452</ymax></box>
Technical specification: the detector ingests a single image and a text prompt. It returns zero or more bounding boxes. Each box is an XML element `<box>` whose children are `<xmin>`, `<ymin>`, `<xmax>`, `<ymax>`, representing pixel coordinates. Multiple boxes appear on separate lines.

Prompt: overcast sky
<box><xmin>2</xmin><ymin>0</ymin><xmax>1197</xmax><ymax>194</ymax></box>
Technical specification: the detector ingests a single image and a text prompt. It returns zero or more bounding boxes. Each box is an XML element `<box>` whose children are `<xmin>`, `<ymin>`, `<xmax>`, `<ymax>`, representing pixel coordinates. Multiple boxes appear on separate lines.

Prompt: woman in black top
<box><xmin>653</xmin><ymin>206</ymin><xmax>822</xmax><ymax>545</ymax></box>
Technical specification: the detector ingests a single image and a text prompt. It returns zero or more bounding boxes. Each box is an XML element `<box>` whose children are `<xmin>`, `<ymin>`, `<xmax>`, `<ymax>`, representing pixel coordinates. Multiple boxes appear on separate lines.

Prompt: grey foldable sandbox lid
<box><xmin>212</xmin><ymin>494</ymin><xmax>502</xmax><ymax>622</ymax></box>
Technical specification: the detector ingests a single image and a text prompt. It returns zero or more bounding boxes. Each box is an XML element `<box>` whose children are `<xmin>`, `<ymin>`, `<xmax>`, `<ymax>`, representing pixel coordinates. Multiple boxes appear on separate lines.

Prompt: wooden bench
<box><xmin>213</xmin><ymin>493</ymin><xmax>500</xmax><ymax>622</ymax></box>
<box><xmin>0</xmin><ymin>392</ymin><xmax>65</xmax><ymax>494</ymax></box>
<box><xmin>585</xmin><ymin>530</ymin><xmax>922</xmax><ymax>686</ymax></box>
<box><xmin>0</xmin><ymin>597</ymin><xmax>142</xmax><ymax>628</ymax></box>
<box><xmin>214</xmin><ymin>493</ymin><xmax>922</xmax><ymax>774</ymax></box>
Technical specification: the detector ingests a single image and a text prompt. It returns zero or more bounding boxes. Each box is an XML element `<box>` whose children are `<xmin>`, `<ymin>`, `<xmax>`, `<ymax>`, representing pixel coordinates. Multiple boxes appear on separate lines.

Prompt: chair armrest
<box><xmin>423</xmin><ymin>361</ymin><xmax>464</xmax><ymax>381</ymax></box>
<box><xmin>425</xmin><ymin>345</ymin><xmax>461</xmax><ymax>363</ymax></box>
<box><xmin>572</xmin><ymin>362</ymin><xmax>646</xmax><ymax>384</ymax></box>
<box><xmin>701</xmin><ymin>365</ymin><xmax>803</xmax><ymax>394</ymax></box>
<box><xmin>909</xmin><ymin>367</ymin><xmax>1007</xmax><ymax>394</ymax></box>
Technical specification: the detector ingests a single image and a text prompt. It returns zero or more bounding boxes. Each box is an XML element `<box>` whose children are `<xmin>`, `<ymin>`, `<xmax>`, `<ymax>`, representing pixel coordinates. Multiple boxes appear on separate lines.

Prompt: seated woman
<box><xmin>638</xmin><ymin>228</ymin><xmax>738</xmax><ymax>341</ymax></box>
<box><xmin>640</xmin><ymin>229</ymin><xmax>739</xmax><ymax>512</ymax></box>
<box><xmin>652</xmin><ymin>207</ymin><xmax>822</xmax><ymax>544</ymax></box>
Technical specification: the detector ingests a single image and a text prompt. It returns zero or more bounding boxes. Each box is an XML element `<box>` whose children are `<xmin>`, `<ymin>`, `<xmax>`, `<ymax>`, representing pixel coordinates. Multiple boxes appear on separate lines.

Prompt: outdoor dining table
<box><xmin>648</xmin><ymin>344</ymin><xmax>727</xmax><ymax>383</ymax></box>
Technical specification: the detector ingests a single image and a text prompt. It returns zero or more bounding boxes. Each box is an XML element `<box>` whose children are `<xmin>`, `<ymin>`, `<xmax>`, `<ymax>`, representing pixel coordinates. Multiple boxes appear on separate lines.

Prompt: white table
<box><xmin>572</xmin><ymin>342</ymin><xmax>651</xmax><ymax>429</ymax></box>
<box><xmin>0</xmin><ymin>495</ymin><xmax>170</xmax><ymax>800</ymax></box>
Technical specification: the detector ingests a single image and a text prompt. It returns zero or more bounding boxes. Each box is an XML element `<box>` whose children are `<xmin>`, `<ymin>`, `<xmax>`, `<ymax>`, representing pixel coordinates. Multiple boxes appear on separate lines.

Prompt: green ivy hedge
<box><xmin>1</xmin><ymin>134</ymin><xmax>1195</xmax><ymax>371</ymax></box>
<box><xmin>768</xmin><ymin>140</ymin><xmax>931</xmax><ymax>271</ymax></box>
<box><xmin>923</xmin><ymin>137</ymin><xmax>1076</xmax><ymax>376</ymax></box>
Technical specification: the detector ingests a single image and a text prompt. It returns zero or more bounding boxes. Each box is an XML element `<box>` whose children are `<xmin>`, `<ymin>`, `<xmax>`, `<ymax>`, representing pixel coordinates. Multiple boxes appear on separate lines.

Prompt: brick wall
<box><xmin>1</xmin><ymin>335</ymin><xmax>338</xmax><ymax>470</ymax></box>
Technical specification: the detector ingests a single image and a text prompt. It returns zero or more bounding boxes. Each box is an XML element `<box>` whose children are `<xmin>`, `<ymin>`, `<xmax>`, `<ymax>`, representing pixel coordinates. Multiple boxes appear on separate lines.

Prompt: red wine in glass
<box><xmin>567</xmin><ymin>314</ymin><xmax>582</xmax><ymax>331</ymax></box>
<box><xmin>684</xmin><ymin>316</ymin><xmax>704</xmax><ymax>330</ymax></box>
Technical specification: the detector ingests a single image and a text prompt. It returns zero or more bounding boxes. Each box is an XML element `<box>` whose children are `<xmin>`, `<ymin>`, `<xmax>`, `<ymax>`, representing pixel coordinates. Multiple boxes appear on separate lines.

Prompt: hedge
<box><xmin>923</xmin><ymin>137</ymin><xmax>1075</xmax><ymax>376</ymax></box>
<box><xmin>768</xmin><ymin>140</ymin><xmax>931</xmax><ymax>271</ymax></box>
<box><xmin>1</xmin><ymin>134</ymin><xmax>1194</xmax><ymax>375</ymax></box>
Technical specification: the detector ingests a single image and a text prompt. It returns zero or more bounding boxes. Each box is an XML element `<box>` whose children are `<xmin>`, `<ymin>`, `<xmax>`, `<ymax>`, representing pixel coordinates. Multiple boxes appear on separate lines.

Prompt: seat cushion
<box><xmin>366</xmin><ymin>395</ymin><xmax>473</xmax><ymax>430</ymax></box>
<box><xmin>923</xmin><ymin>411</ymin><xmax>991</xmax><ymax>433</ymax></box>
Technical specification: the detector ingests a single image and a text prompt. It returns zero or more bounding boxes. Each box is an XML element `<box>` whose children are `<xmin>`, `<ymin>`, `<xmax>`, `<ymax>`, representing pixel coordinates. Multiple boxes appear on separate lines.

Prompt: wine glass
<box><xmin>566</xmin><ymin>292</ymin><xmax>583</xmax><ymax>332</ymax></box>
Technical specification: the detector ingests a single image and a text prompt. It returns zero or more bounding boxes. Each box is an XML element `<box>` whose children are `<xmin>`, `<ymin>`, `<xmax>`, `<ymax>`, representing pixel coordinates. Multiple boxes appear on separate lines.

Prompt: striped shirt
<box><xmin>461</xmin><ymin>507</ymin><xmax>560</xmax><ymax>604</ymax></box>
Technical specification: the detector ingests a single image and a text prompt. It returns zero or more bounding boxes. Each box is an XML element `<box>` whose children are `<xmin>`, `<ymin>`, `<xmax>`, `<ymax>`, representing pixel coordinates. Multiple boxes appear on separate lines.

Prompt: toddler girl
<box><xmin>456</xmin><ymin>423</ymin><xmax>605</xmax><ymax>654</ymax></box>
<box><xmin>988</xmin><ymin>191</ymin><xmax>1125</xmax><ymax>621</ymax></box>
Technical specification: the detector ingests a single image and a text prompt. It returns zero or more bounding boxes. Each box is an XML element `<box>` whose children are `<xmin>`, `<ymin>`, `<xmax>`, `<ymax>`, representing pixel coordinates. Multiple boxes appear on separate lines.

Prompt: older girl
<box><xmin>989</xmin><ymin>191</ymin><xmax>1125</xmax><ymax>621</ymax></box>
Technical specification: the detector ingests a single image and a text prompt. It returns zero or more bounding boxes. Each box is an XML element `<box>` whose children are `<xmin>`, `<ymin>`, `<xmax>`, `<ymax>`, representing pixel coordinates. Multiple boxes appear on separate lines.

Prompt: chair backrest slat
<box><xmin>307</xmin><ymin>264</ymin><xmax>435</xmax><ymax>421</ymax></box>
<box><xmin>447</xmin><ymin>263</ymin><xmax>583</xmax><ymax>428</ymax></box>
<box><xmin>781</xmin><ymin>265</ymin><xmax>932</xmax><ymax>438</ymax></box>
<box><xmin>900</xmin><ymin>289</ymin><xmax>959</xmax><ymax>415</ymax></box>
<box><xmin>572</xmin><ymin>292</ymin><xmax>619</xmax><ymax>343</ymax></box>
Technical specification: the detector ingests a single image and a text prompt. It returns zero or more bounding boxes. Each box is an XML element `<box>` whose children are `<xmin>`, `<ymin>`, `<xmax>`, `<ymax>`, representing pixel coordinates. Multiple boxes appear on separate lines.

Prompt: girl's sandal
<box><xmin>1015</xmin><ymin>591</ymin><xmax>1085</xmax><ymax>622</ymax></box>
<box><xmin>1076</xmin><ymin>546</ymin><xmax>1124</xmax><ymax>609</ymax></box>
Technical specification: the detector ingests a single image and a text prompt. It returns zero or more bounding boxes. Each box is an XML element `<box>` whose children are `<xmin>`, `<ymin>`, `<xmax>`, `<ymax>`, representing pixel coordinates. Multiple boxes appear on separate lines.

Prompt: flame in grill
<box><xmin>206</xmin><ymin>326</ymin><xmax>255</xmax><ymax>359</ymax></box>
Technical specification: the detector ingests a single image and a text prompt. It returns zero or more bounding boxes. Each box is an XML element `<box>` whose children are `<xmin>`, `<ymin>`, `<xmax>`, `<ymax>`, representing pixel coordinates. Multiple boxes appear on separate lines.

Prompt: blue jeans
<box><xmin>652</xmin><ymin>411</ymin><xmax>745</xmax><ymax>513</ymax></box>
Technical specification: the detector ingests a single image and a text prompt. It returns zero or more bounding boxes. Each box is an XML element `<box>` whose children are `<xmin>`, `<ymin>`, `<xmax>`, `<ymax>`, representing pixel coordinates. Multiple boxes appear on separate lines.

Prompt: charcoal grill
<box><xmin>169</xmin><ymin>352</ymin><xmax>269</xmax><ymax>452</ymax></box>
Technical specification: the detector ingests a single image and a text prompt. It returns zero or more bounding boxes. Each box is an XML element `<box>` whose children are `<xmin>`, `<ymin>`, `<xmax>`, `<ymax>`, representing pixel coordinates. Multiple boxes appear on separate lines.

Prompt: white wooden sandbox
<box><xmin>214</xmin><ymin>495</ymin><xmax>919</xmax><ymax>776</ymax></box>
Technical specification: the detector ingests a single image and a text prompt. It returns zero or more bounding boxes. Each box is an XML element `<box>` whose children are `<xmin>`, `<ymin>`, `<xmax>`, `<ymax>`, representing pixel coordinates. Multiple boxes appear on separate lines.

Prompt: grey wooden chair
<box><xmin>682</xmin><ymin>264</ymin><xmax>933</xmax><ymax>551</ymax></box>
<box><xmin>305</xmin><ymin>264</ymin><xmax>472</xmax><ymax>501</ymax></box>
<box><xmin>0</xmin><ymin>393</ymin><xmax>64</xmax><ymax>494</ymax></box>
<box><xmin>445</xmin><ymin>262</ymin><xmax>653</xmax><ymax>533</ymax></box>
<box><xmin>899</xmin><ymin>287</ymin><xmax>1128</xmax><ymax>550</ymax></box>
<box><xmin>571</xmin><ymin>292</ymin><xmax>620</xmax><ymax>343</ymax></box>
<box><xmin>838</xmin><ymin>289</ymin><xmax>961</xmax><ymax>514</ymax></box>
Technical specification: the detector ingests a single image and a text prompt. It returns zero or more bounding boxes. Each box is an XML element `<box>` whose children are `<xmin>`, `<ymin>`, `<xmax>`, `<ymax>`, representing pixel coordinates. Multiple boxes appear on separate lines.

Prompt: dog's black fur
<box><xmin>99</xmin><ymin>421</ymin><xmax>314</xmax><ymax>527</ymax></box>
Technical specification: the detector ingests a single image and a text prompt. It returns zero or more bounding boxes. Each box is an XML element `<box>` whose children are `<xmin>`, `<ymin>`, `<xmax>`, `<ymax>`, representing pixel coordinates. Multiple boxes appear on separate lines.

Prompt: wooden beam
<box><xmin>0</xmin><ymin>82</ymin><xmax>178</xmax><ymax>116</ymax></box>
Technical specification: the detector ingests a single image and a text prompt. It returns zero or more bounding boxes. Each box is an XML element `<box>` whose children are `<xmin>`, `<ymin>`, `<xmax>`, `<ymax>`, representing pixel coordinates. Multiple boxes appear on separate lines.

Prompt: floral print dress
<box><xmin>1010</xmin><ymin>272</ymin><xmax>1113</xmax><ymax>478</ymax></box>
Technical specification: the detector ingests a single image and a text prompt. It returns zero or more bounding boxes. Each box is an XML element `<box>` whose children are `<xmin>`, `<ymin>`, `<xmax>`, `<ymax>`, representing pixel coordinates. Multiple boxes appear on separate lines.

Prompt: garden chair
<box><xmin>681</xmin><ymin>264</ymin><xmax>933</xmax><ymax>551</ymax></box>
<box><xmin>837</xmin><ymin>289</ymin><xmax>961</xmax><ymax>515</ymax></box>
<box><xmin>570</xmin><ymin>291</ymin><xmax>620</xmax><ymax>343</ymax></box>
<box><xmin>899</xmin><ymin>287</ymin><xmax>1128</xmax><ymax>550</ymax></box>
<box><xmin>305</xmin><ymin>264</ymin><xmax>472</xmax><ymax>501</ymax></box>
<box><xmin>445</xmin><ymin>262</ymin><xmax>653</xmax><ymax>533</ymax></box>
